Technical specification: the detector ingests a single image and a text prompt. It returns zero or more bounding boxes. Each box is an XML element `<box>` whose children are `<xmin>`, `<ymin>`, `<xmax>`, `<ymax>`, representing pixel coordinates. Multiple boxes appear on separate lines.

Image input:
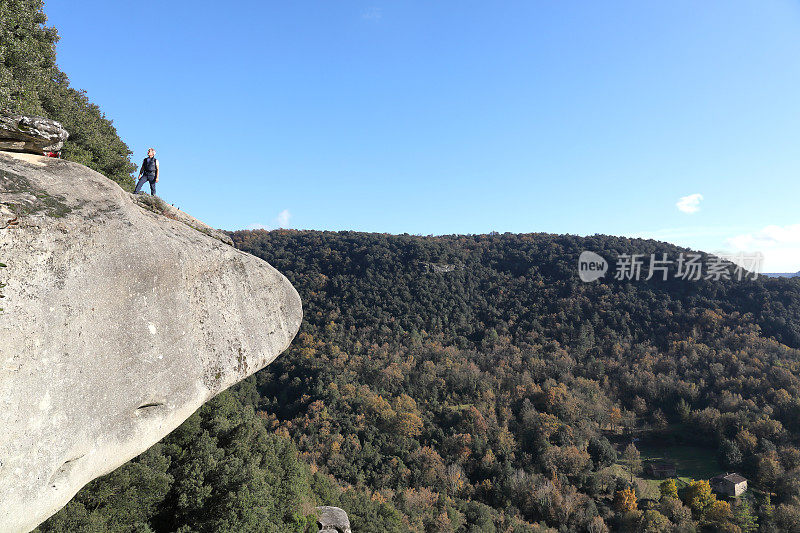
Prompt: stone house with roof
<box><xmin>711</xmin><ymin>473</ymin><xmax>748</xmax><ymax>497</ymax></box>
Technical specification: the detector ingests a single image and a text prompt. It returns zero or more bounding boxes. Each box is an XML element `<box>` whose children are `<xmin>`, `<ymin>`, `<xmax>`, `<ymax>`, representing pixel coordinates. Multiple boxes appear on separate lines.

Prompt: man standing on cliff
<box><xmin>134</xmin><ymin>148</ymin><xmax>159</xmax><ymax>195</ymax></box>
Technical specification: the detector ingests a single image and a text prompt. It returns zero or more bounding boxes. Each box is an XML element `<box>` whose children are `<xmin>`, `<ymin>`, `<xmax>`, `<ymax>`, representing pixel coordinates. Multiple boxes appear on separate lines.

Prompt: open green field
<box><xmin>607</xmin><ymin>464</ymin><xmax>662</xmax><ymax>499</ymax></box>
<box><xmin>608</xmin><ymin>442</ymin><xmax>723</xmax><ymax>500</ymax></box>
<box><xmin>637</xmin><ymin>442</ymin><xmax>722</xmax><ymax>481</ymax></box>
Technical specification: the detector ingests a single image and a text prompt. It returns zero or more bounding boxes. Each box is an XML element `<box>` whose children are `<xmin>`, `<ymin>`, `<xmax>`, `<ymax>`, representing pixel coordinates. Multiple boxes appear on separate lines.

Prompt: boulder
<box><xmin>316</xmin><ymin>506</ymin><xmax>352</xmax><ymax>533</ymax></box>
<box><xmin>0</xmin><ymin>151</ymin><xmax>302</xmax><ymax>532</ymax></box>
<box><xmin>0</xmin><ymin>110</ymin><xmax>69</xmax><ymax>153</ymax></box>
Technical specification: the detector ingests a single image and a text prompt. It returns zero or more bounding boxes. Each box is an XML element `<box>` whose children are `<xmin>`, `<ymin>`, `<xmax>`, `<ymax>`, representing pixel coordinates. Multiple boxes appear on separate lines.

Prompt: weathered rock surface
<box><xmin>0</xmin><ymin>151</ymin><xmax>302</xmax><ymax>532</ymax></box>
<box><xmin>131</xmin><ymin>193</ymin><xmax>234</xmax><ymax>246</ymax></box>
<box><xmin>316</xmin><ymin>506</ymin><xmax>352</xmax><ymax>533</ymax></box>
<box><xmin>0</xmin><ymin>110</ymin><xmax>69</xmax><ymax>153</ymax></box>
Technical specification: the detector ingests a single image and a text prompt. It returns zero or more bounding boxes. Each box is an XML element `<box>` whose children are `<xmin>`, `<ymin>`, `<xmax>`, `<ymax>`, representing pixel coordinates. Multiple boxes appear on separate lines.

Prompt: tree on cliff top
<box><xmin>0</xmin><ymin>0</ymin><xmax>136</xmax><ymax>189</ymax></box>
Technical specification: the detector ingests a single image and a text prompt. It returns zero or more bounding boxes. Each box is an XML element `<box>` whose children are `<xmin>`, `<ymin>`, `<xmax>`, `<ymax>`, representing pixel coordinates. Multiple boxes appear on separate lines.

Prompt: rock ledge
<box><xmin>0</xmin><ymin>110</ymin><xmax>69</xmax><ymax>153</ymax></box>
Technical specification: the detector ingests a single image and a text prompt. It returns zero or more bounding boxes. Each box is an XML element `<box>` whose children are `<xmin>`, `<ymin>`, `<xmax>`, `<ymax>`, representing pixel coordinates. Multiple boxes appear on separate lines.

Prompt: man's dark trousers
<box><xmin>134</xmin><ymin>175</ymin><xmax>156</xmax><ymax>195</ymax></box>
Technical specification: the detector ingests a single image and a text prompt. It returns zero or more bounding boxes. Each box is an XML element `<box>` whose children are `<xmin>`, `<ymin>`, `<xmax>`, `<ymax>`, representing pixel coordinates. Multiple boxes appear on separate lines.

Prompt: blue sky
<box><xmin>43</xmin><ymin>1</ymin><xmax>800</xmax><ymax>271</ymax></box>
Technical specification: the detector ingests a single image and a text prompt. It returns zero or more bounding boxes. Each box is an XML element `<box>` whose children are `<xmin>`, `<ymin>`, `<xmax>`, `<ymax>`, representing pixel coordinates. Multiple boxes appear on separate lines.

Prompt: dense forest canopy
<box><xmin>0</xmin><ymin>0</ymin><xmax>135</xmax><ymax>188</ymax></box>
<box><xmin>228</xmin><ymin>230</ymin><xmax>800</xmax><ymax>532</ymax></box>
<box><xmin>41</xmin><ymin>230</ymin><xmax>800</xmax><ymax>532</ymax></box>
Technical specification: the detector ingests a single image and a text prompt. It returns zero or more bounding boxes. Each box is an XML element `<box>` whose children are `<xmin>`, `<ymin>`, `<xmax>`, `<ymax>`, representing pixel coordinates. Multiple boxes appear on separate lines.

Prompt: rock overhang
<box><xmin>0</xmin><ymin>151</ymin><xmax>302</xmax><ymax>532</ymax></box>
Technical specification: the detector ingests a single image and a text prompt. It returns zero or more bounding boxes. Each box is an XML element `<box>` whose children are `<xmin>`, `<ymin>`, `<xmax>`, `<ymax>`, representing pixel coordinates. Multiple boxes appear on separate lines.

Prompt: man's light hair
<box><xmin>148</xmin><ymin>147</ymin><xmax>156</xmax><ymax>154</ymax></box>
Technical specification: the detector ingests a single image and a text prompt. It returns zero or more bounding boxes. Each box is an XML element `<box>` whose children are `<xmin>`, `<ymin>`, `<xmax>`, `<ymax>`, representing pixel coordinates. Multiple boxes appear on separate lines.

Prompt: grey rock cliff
<box><xmin>0</xmin><ymin>151</ymin><xmax>302</xmax><ymax>533</ymax></box>
<box><xmin>0</xmin><ymin>110</ymin><xmax>69</xmax><ymax>153</ymax></box>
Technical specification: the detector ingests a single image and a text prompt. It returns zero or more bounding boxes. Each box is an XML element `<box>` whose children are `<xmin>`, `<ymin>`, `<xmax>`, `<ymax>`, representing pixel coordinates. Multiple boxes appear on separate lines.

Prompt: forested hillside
<box><xmin>44</xmin><ymin>230</ymin><xmax>800</xmax><ymax>532</ymax></box>
<box><xmin>0</xmin><ymin>0</ymin><xmax>135</xmax><ymax>187</ymax></box>
<box><xmin>227</xmin><ymin>230</ymin><xmax>800</xmax><ymax>532</ymax></box>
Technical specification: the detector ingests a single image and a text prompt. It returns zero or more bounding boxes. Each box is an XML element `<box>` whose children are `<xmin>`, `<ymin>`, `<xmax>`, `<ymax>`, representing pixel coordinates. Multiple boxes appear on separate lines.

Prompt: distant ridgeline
<box><xmin>765</xmin><ymin>272</ymin><xmax>800</xmax><ymax>278</ymax></box>
<box><xmin>0</xmin><ymin>0</ymin><xmax>135</xmax><ymax>188</ymax></box>
<box><xmin>233</xmin><ymin>230</ymin><xmax>800</xmax><ymax>351</ymax></box>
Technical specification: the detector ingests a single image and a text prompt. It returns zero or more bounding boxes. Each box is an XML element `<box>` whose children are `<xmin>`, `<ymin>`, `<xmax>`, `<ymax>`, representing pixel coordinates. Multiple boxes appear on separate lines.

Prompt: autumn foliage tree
<box><xmin>659</xmin><ymin>479</ymin><xmax>678</xmax><ymax>500</ymax></box>
<box><xmin>614</xmin><ymin>487</ymin><xmax>638</xmax><ymax>513</ymax></box>
<box><xmin>622</xmin><ymin>443</ymin><xmax>642</xmax><ymax>481</ymax></box>
<box><xmin>684</xmin><ymin>480</ymin><xmax>716</xmax><ymax>516</ymax></box>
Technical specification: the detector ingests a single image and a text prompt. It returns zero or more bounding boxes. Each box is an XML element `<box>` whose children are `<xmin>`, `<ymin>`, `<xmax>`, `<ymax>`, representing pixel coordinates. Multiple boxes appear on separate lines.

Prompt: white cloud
<box><xmin>630</xmin><ymin>221</ymin><xmax>800</xmax><ymax>273</ymax></box>
<box><xmin>276</xmin><ymin>209</ymin><xmax>291</xmax><ymax>228</ymax></box>
<box><xmin>727</xmin><ymin>224</ymin><xmax>800</xmax><ymax>250</ymax></box>
<box><xmin>726</xmin><ymin>223</ymin><xmax>800</xmax><ymax>273</ymax></box>
<box><xmin>676</xmin><ymin>193</ymin><xmax>703</xmax><ymax>214</ymax></box>
<box><xmin>248</xmin><ymin>209</ymin><xmax>292</xmax><ymax>231</ymax></box>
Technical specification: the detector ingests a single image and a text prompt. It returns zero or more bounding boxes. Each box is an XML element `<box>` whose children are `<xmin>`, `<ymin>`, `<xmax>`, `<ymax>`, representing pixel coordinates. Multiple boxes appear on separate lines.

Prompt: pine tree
<box><xmin>732</xmin><ymin>498</ymin><xmax>758</xmax><ymax>533</ymax></box>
